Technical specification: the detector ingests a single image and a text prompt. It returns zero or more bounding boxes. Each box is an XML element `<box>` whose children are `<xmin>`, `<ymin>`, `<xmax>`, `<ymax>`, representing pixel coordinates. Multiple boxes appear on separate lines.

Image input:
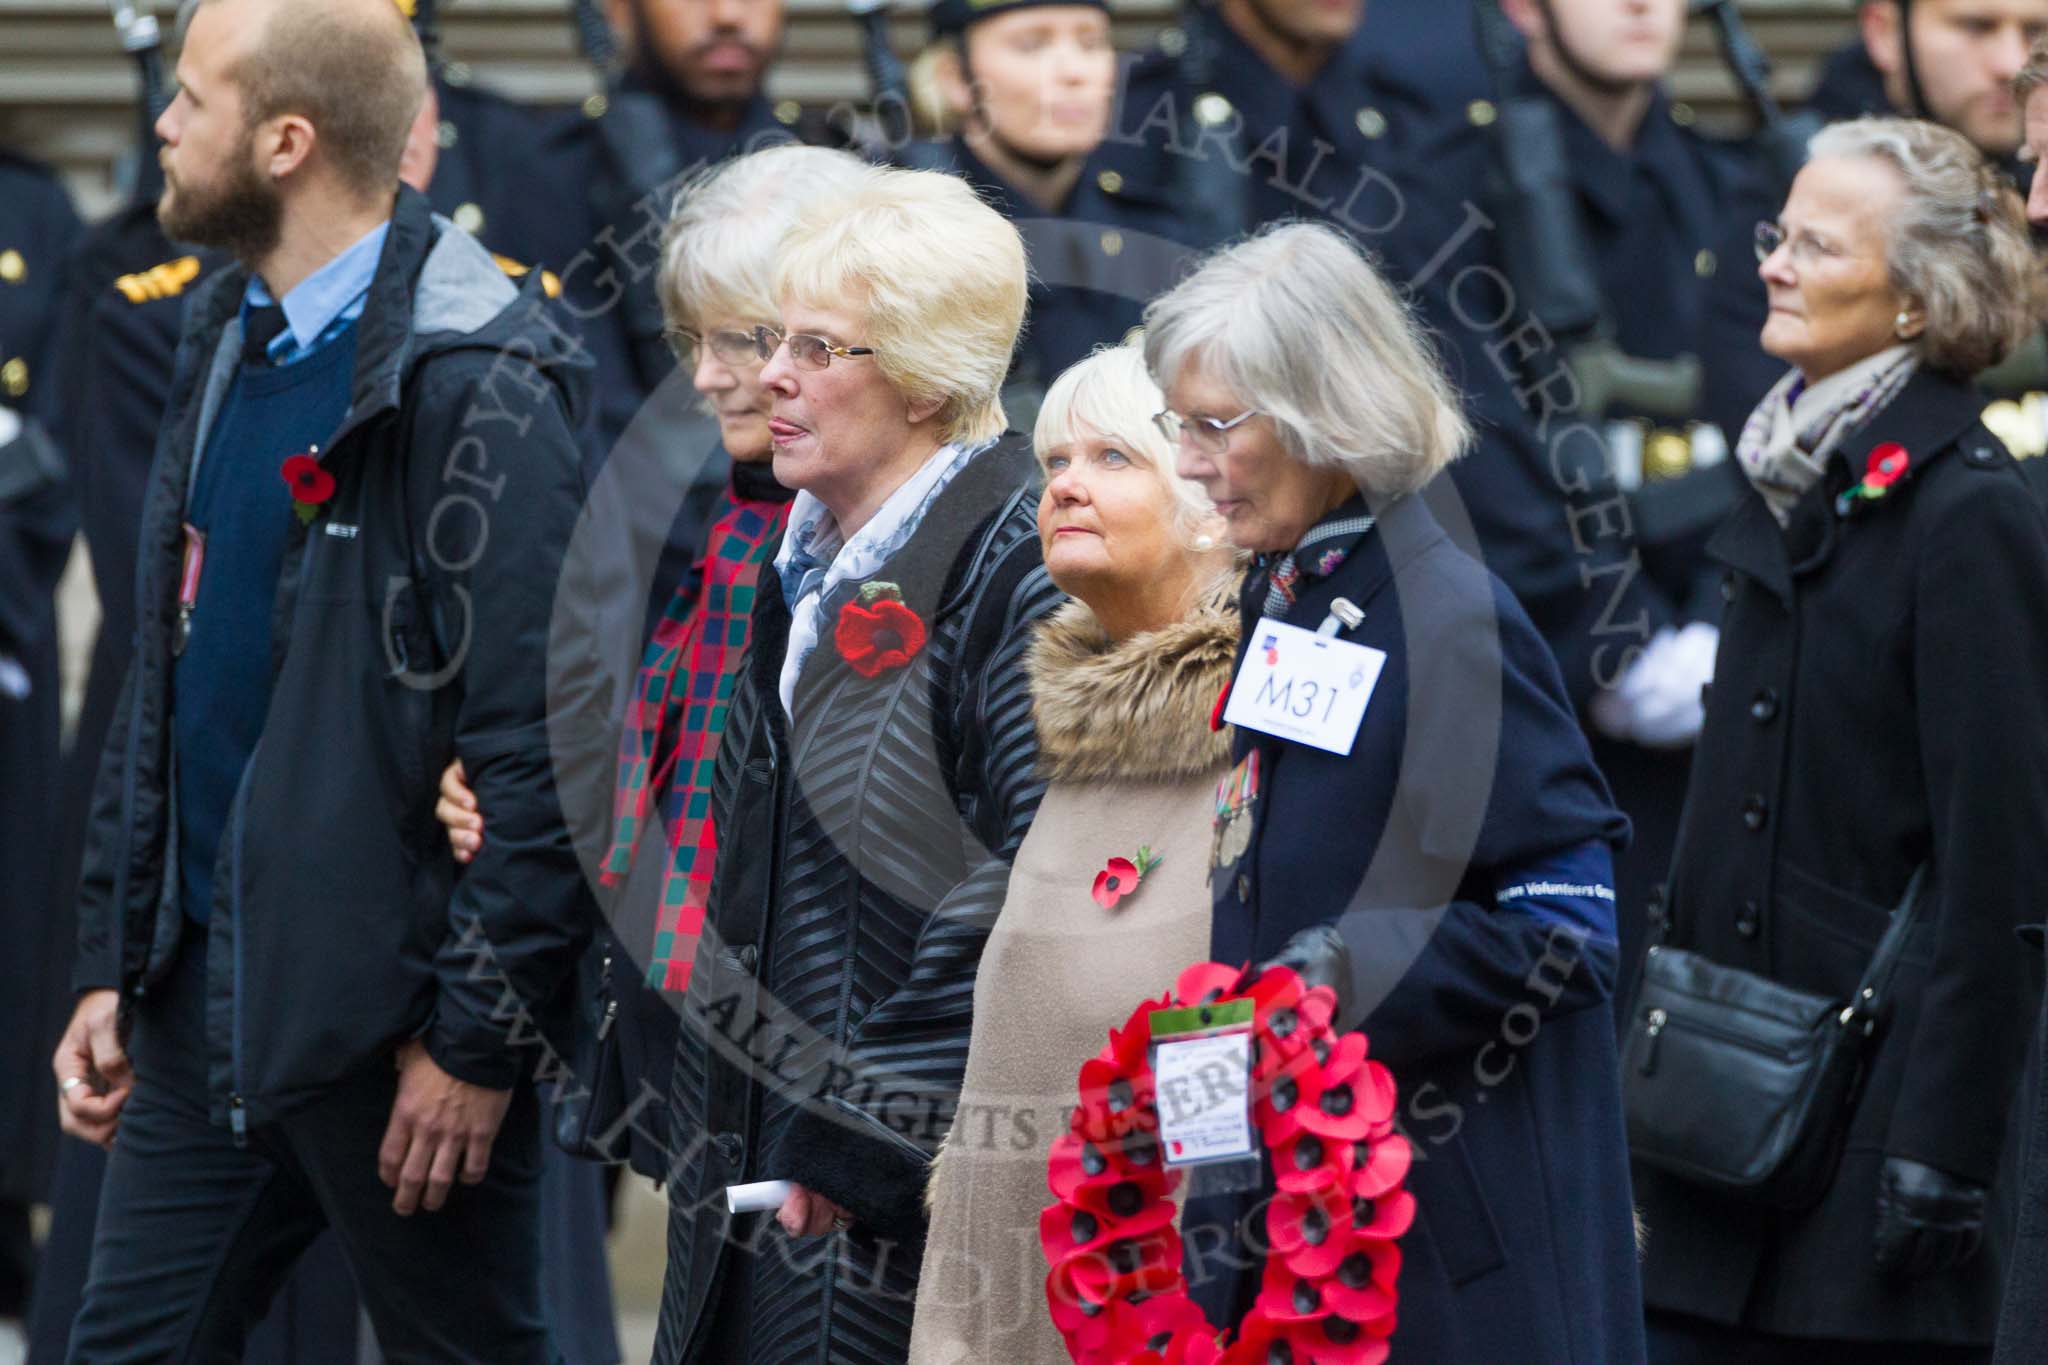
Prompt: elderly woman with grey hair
<box><xmin>1638</xmin><ymin>117</ymin><xmax>2048</xmax><ymax>1365</ymax></box>
<box><xmin>1146</xmin><ymin>221</ymin><xmax>1643</xmax><ymax>1362</ymax></box>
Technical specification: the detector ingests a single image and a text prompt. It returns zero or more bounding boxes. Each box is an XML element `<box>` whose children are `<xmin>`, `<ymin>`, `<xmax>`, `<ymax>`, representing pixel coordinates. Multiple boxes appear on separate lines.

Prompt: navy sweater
<box><xmin>174</xmin><ymin>324</ymin><xmax>357</xmax><ymax>924</ymax></box>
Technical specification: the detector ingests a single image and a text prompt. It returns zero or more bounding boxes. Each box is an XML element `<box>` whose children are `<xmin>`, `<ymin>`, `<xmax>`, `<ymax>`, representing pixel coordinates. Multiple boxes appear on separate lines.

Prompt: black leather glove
<box><xmin>1873</xmin><ymin>1156</ymin><xmax>1987</xmax><ymax>1279</ymax></box>
<box><xmin>1243</xmin><ymin>922</ymin><xmax>1352</xmax><ymax>1016</ymax></box>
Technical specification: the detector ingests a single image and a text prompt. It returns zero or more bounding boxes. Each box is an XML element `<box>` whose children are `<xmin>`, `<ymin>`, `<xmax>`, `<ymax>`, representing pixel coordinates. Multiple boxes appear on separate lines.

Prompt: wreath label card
<box><xmin>1151</xmin><ymin>1008</ymin><xmax>1256</xmax><ymax>1166</ymax></box>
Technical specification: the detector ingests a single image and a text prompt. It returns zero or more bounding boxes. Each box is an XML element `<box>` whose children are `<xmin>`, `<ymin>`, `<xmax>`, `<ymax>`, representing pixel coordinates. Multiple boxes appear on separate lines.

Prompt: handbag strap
<box><xmin>1841</xmin><ymin>864</ymin><xmax>1930</xmax><ymax>1035</ymax></box>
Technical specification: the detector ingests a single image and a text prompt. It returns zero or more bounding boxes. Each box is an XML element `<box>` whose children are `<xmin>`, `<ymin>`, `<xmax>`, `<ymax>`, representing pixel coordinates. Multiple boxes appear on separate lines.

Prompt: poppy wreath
<box><xmin>835</xmin><ymin>580</ymin><xmax>929</xmax><ymax>677</ymax></box>
<box><xmin>1042</xmin><ymin>960</ymin><xmax>1416</xmax><ymax>1365</ymax></box>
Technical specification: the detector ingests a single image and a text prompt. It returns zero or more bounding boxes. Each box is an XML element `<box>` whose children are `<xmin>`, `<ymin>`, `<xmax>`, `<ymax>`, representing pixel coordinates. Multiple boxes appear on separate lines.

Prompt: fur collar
<box><xmin>1028</xmin><ymin>577</ymin><xmax>1241</xmax><ymax>783</ymax></box>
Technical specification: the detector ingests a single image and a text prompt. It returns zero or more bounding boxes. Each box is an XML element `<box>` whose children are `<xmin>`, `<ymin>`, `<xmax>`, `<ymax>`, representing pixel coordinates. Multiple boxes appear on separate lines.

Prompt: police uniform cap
<box><xmin>928</xmin><ymin>0</ymin><xmax>1109</xmax><ymax>39</ymax></box>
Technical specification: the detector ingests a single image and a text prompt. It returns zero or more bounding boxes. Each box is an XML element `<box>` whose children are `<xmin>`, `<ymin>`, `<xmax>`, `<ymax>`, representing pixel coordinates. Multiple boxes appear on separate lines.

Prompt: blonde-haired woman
<box><xmin>434</xmin><ymin>144</ymin><xmax>872</xmax><ymax>1177</ymax></box>
<box><xmin>1149</xmin><ymin>222</ymin><xmax>1642</xmax><ymax>1363</ymax></box>
<box><xmin>653</xmin><ymin>165</ymin><xmax>1063</xmax><ymax>1365</ymax></box>
<box><xmin>908</xmin><ymin>341</ymin><xmax>1235</xmax><ymax>1364</ymax></box>
<box><xmin>1640</xmin><ymin>117</ymin><xmax>2048</xmax><ymax>1365</ymax></box>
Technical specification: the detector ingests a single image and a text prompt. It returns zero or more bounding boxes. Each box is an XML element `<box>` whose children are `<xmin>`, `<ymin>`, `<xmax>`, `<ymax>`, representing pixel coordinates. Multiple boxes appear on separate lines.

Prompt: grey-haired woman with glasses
<box><xmin>1149</xmin><ymin>221</ymin><xmax>1644</xmax><ymax>1364</ymax></box>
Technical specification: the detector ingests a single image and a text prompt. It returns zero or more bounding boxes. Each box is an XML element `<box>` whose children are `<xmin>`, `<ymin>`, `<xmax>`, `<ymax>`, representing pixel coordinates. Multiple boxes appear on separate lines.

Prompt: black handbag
<box><xmin>1622</xmin><ymin>866</ymin><xmax>1927</xmax><ymax>1211</ymax></box>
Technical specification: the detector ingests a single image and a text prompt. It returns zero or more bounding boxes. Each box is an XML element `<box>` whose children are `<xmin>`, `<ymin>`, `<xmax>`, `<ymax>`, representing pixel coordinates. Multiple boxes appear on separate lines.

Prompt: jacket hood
<box><xmin>1027</xmin><ymin>573</ymin><xmax>1241</xmax><ymax>783</ymax></box>
<box><xmin>175</xmin><ymin>184</ymin><xmax>591</xmax><ymax>447</ymax></box>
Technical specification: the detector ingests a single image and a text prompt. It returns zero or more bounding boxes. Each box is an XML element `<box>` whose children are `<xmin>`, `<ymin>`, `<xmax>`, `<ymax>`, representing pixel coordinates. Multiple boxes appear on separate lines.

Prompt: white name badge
<box><xmin>1152</xmin><ymin>1032</ymin><xmax>1255</xmax><ymax>1165</ymax></box>
<box><xmin>1223</xmin><ymin>616</ymin><xmax>1386</xmax><ymax>755</ymax></box>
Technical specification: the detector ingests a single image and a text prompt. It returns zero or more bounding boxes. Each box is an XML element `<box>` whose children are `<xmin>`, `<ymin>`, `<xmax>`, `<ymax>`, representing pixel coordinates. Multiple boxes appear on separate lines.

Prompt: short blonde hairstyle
<box><xmin>655</xmin><ymin>144</ymin><xmax>874</xmax><ymax>333</ymax></box>
<box><xmin>1809</xmin><ymin>117</ymin><xmax>2044</xmax><ymax>376</ymax></box>
<box><xmin>1142</xmin><ymin>222</ymin><xmax>1471</xmax><ymax>498</ymax></box>
<box><xmin>1034</xmin><ymin>338</ymin><xmax>1218</xmax><ymax>550</ymax></box>
<box><xmin>773</xmin><ymin>166</ymin><xmax>1027</xmax><ymax>445</ymax></box>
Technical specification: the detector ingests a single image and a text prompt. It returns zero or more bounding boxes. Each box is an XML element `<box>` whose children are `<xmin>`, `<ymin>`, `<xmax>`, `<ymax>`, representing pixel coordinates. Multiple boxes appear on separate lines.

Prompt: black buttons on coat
<box><xmin>1742</xmin><ymin>794</ymin><xmax>1769</xmax><ymax>831</ymax></box>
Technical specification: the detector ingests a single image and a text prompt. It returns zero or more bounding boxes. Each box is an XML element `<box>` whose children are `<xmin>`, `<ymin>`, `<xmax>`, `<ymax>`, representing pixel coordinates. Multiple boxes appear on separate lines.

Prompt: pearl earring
<box><xmin>1895</xmin><ymin>311</ymin><xmax>1915</xmax><ymax>338</ymax></box>
<box><xmin>1193</xmin><ymin>535</ymin><xmax>1216</xmax><ymax>551</ymax></box>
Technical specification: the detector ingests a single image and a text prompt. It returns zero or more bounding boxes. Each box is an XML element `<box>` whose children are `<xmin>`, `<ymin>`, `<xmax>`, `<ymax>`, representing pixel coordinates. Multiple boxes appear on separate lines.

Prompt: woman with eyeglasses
<box><xmin>434</xmin><ymin>144</ymin><xmax>872</xmax><ymax>1176</ymax></box>
<box><xmin>1148</xmin><ymin>222</ymin><xmax>1646</xmax><ymax>1363</ymax></box>
<box><xmin>647</xmin><ymin>164</ymin><xmax>1064</xmax><ymax>1365</ymax></box>
<box><xmin>1637</xmin><ymin>118</ymin><xmax>2048</xmax><ymax>1365</ymax></box>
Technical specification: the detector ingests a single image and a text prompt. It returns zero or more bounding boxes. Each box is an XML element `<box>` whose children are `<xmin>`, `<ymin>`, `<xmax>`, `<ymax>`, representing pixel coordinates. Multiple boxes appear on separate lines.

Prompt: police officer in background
<box><xmin>535</xmin><ymin>0</ymin><xmax>832</xmax><ymax>459</ymax></box>
<box><xmin>1698</xmin><ymin>0</ymin><xmax>2048</xmax><ymax>443</ymax></box>
<box><xmin>0</xmin><ymin>142</ymin><xmax>80</xmax><ymax>1338</ymax></box>
<box><xmin>1425</xmin><ymin>0</ymin><xmax>1760</xmax><ymax>997</ymax></box>
<box><xmin>899</xmin><ymin>0</ymin><xmax>1197</xmax><ymax>418</ymax></box>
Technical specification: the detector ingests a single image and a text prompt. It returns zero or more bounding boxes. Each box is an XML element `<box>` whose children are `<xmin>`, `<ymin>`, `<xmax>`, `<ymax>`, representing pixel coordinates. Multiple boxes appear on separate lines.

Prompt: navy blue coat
<box><xmin>1194</xmin><ymin>490</ymin><xmax>1647</xmax><ymax>1363</ymax></box>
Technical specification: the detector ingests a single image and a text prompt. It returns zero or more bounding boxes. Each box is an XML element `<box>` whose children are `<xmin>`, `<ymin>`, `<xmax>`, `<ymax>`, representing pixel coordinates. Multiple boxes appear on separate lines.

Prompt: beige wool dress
<box><xmin>908</xmin><ymin>590</ymin><xmax>1239</xmax><ymax>1365</ymax></box>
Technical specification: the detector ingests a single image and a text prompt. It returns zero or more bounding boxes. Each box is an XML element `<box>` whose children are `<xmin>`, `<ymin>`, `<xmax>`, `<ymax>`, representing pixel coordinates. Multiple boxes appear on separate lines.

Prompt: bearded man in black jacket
<box><xmin>51</xmin><ymin>0</ymin><xmax>602</xmax><ymax>1358</ymax></box>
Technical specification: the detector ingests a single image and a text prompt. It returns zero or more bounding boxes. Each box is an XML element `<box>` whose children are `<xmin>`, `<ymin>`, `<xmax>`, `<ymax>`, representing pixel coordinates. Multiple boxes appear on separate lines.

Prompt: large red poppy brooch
<box><xmin>1042</xmin><ymin>961</ymin><xmax>1414</xmax><ymax>1365</ymax></box>
<box><xmin>280</xmin><ymin>450</ymin><xmax>335</xmax><ymax>525</ymax></box>
<box><xmin>1836</xmin><ymin>442</ymin><xmax>1910</xmax><ymax>518</ymax></box>
<box><xmin>835</xmin><ymin>581</ymin><xmax>928</xmax><ymax>677</ymax></box>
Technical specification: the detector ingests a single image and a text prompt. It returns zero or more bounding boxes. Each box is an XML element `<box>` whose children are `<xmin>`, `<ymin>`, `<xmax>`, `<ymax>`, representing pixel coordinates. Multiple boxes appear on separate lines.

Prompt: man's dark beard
<box><xmin>158</xmin><ymin>133</ymin><xmax>283</xmax><ymax>265</ymax></box>
<box><xmin>624</xmin><ymin>0</ymin><xmax>760</xmax><ymax>116</ymax></box>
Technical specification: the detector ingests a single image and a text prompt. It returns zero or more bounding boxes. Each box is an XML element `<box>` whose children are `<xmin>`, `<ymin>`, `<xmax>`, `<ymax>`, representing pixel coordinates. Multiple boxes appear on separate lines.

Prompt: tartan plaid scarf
<box><xmin>602</xmin><ymin>467</ymin><xmax>792</xmax><ymax>991</ymax></box>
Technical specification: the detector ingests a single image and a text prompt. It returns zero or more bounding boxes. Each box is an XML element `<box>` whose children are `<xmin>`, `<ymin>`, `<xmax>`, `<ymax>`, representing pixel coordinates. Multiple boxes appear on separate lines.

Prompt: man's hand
<box><xmin>777</xmin><ymin>1184</ymin><xmax>853</xmax><ymax>1238</ymax></box>
<box><xmin>377</xmin><ymin>1038</ymin><xmax>513</xmax><ymax>1215</ymax></box>
<box><xmin>53</xmin><ymin>989</ymin><xmax>132</xmax><ymax>1148</ymax></box>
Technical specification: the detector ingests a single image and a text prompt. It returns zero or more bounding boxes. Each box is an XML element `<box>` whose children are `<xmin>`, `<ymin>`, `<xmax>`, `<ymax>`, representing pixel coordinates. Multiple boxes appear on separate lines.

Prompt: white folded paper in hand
<box><xmin>725</xmin><ymin>1180</ymin><xmax>795</xmax><ymax>1215</ymax></box>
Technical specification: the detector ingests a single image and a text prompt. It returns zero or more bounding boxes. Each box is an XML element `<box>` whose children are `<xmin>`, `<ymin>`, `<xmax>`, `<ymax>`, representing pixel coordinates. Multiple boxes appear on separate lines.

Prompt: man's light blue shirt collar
<box><xmin>243</xmin><ymin>220</ymin><xmax>390</xmax><ymax>363</ymax></box>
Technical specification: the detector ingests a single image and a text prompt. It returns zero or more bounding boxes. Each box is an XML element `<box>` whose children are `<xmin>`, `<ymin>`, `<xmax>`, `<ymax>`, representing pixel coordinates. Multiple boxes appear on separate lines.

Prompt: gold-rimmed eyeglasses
<box><xmin>751</xmin><ymin>325</ymin><xmax>877</xmax><ymax>370</ymax></box>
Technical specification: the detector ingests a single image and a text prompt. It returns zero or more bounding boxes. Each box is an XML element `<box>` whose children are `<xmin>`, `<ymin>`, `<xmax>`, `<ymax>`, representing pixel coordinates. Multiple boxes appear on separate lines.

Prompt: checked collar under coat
<box><xmin>654</xmin><ymin>434</ymin><xmax>1064</xmax><ymax>1365</ymax></box>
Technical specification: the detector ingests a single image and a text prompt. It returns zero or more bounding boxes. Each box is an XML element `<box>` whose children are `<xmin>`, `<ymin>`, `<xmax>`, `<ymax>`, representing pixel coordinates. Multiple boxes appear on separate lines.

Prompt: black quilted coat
<box><xmin>653</xmin><ymin>436</ymin><xmax>1063</xmax><ymax>1363</ymax></box>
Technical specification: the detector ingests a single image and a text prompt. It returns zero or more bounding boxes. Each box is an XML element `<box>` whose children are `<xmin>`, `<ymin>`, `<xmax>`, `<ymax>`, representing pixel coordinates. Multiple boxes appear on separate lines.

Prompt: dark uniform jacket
<box><xmin>1197</xmin><ymin>490</ymin><xmax>1646</xmax><ymax>1363</ymax></box>
<box><xmin>0</xmin><ymin>149</ymin><xmax>81</xmax><ymax>1206</ymax></box>
<box><xmin>1637</xmin><ymin>368</ymin><xmax>2048</xmax><ymax>1345</ymax></box>
<box><xmin>74</xmin><ymin>186</ymin><xmax>601</xmax><ymax>1127</ymax></box>
<box><xmin>653</xmin><ymin>437</ymin><xmax>1062</xmax><ymax>1364</ymax></box>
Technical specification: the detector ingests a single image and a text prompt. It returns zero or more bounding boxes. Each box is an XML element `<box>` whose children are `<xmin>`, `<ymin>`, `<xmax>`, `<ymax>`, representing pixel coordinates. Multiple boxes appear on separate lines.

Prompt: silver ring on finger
<box><xmin>60</xmin><ymin>1076</ymin><xmax>85</xmax><ymax>1093</ymax></box>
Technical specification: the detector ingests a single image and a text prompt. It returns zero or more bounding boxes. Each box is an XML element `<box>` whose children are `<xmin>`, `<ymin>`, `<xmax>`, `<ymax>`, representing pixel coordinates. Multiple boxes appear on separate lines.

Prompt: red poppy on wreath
<box><xmin>1042</xmin><ymin>961</ymin><xmax>1410</xmax><ymax>1365</ymax></box>
<box><xmin>280</xmin><ymin>450</ymin><xmax>335</xmax><ymax>525</ymax></box>
<box><xmin>1092</xmin><ymin>846</ymin><xmax>1161</xmax><ymax>909</ymax></box>
<box><xmin>1075</xmin><ymin>1002</ymin><xmax>1160</xmax><ymax>1142</ymax></box>
<box><xmin>1837</xmin><ymin>441</ymin><xmax>1911</xmax><ymax>517</ymax></box>
<box><xmin>834</xmin><ymin>581</ymin><xmax>928</xmax><ymax>676</ymax></box>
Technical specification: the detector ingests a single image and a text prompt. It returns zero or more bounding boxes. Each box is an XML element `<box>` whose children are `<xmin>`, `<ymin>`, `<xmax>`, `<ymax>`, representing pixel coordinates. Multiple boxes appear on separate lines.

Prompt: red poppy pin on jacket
<box><xmin>1836</xmin><ymin>442</ymin><xmax>1910</xmax><ymax>518</ymax></box>
<box><xmin>281</xmin><ymin>449</ymin><xmax>335</xmax><ymax>525</ymax></box>
<box><xmin>834</xmin><ymin>581</ymin><xmax>928</xmax><ymax>677</ymax></box>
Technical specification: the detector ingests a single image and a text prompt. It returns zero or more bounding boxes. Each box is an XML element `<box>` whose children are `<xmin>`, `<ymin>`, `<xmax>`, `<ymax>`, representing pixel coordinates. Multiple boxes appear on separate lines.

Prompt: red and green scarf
<box><xmin>602</xmin><ymin>470</ymin><xmax>791</xmax><ymax>991</ymax></box>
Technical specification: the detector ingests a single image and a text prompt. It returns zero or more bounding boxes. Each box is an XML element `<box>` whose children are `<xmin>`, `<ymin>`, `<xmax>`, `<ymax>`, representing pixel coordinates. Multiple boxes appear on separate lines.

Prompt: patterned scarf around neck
<box><xmin>1258</xmin><ymin>502</ymin><xmax>1378</xmax><ymax>619</ymax></box>
<box><xmin>603</xmin><ymin>478</ymin><xmax>792</xmax><ymax>991</ymax></box>
<box><xmin>1735</xmin><ymin>344</ymin><xmax>1918</xmax><ymax>526</ymax></box>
